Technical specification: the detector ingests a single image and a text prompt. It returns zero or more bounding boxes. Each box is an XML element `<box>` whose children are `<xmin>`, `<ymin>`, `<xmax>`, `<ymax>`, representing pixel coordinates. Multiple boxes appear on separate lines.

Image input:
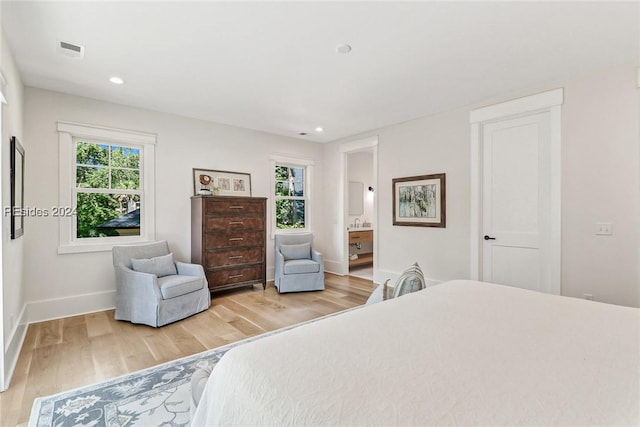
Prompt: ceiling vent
<box><xmin>57</xmin><ymin>40</ymin><xmax>85</xmax><ymax>59</ymax></box>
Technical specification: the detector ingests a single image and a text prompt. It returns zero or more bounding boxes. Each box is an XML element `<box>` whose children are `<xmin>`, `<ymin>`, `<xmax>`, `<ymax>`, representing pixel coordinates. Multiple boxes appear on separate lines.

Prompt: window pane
<box><xmin>275</xmin><ymin>165</ymin><xmax>289</xmax><ymax>181</ymax></box>
<box><xmin>275</xmin><ymin>181</ymin><xmax>290</xmax><ymax>196</ymax></box>
<box><xmin>76</xmin><ymin>193</ymin><xmax>141</xmax><ymax>238</ymax></box>
<box><xmin>290</xmin><ymin>167</ymin><xmax>304</xmax><ymax>182</ymax></box>
<box><xmin>76</xmin><ymin>141</ymin><xmax>108</xmax><ymax>166</ymax></box>
<box><xmin>293</xmin><ymin>182</ymin><xmax>304</xmax><ymax>196</ymax></box>
<box><xmin>110</xmin><ymin>146</ymin><xmax>140</xmax><ymax>169</ymax></box>
<box><xmin>76</xmin><ymin>166</ymin><xmax>109</xmax><ymax>188</ymax></box>
<box><xmin>111</xmin><ymin>169</ymin><xmax>140</xmax><ymax>189</ymax></box>
<box><xmin>276</xmin><ymin>199</ymin><xmax>305</xmax><ymax>229</ymax></box>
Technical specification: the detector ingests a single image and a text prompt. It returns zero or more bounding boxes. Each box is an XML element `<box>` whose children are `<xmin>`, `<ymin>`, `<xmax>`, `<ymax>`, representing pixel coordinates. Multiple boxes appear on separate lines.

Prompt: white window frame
<box><xmin>270</xmin><ymin>154</ymin><xmax>314</xmax><ymax>236</ymax></box>
<box><xmin>57</xmin><ymin>121</ymin><xmax>156</xmax><ymax>254</ymax></box>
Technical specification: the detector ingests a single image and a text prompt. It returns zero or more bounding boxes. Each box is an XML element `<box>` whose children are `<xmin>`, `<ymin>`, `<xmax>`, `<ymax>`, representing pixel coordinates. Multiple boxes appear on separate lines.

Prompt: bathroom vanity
<box><xmin>348</xmin><ymin>228</ymin><xmax>373</xmax><ymax>267</ymax></box>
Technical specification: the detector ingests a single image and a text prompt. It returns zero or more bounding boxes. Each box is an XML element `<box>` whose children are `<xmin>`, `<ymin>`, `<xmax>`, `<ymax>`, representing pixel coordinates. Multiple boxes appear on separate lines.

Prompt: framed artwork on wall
<box><xmin>392</xmin><ymin>173</ymin><xmax>445</xmax><ymax>228</ymax></box>
<box><xmin>193</xmin><ymin>168</ymin><xmax>252</xmax><ymax>197</ymax></box>
<box><xmin>10</xmin><ymin>136</ymin><xmax>25</xmax><ymax>239</ymax></box>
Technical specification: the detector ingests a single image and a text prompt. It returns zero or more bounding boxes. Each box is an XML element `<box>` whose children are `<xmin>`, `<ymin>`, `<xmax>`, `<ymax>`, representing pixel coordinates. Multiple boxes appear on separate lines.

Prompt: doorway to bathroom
<box><xmin>346</xmin><ymin>146</ymin><xmax>376</xmax><ymax>281</ymax></box>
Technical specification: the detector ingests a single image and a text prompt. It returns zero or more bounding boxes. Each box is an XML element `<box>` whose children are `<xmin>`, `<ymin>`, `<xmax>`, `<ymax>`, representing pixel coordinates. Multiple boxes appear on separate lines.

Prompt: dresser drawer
<box><xmin>205</xmin><ymin>231</ymin><xmax>264</xmax><ymax>248</ymax></box>
<box><xmin>207</xmin><ymin>265</ymin><xmax>263</xmax><ymax>287</ymax></box>
<box><xmin>204</xmin><ymin>216</ymin><xmax>264</xmax><ymax>231</ymax></box>
<box><xmin>349</xmin><ymin>230</ymin><xmax>373</xmax><ymax>244</ymax></box>
<box><xmin>205</xmin><ymin>199</ymin><xmax>264</xmax><ymax>215</ymax></box>
<box><xmin>205</xmin><ymin>247</ymin><xmax>264</xmax><ymax>268</ymax></box>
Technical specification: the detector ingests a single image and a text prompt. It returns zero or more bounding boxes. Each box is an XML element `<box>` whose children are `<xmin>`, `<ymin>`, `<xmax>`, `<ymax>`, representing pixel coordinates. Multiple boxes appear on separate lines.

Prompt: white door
<box><xmin>481</xmin><ymin>112</ymin><xmax>554</xmax><ymax>293</ymax></box>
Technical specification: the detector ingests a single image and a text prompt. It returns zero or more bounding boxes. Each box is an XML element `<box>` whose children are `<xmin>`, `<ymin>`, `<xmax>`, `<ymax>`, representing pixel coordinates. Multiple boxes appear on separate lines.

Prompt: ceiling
<box><xmin>2</xmin><ymin>1</ymin><xmax>638</xmax><ymax>143</ymax></box>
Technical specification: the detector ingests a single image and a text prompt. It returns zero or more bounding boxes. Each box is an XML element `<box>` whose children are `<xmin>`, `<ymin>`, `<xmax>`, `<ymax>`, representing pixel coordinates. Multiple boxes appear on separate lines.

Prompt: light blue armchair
<box><xmin>112</xmin><ymin>240</ymin><xmax>211</xmax><ymax>327</ymax></box>
<box><xmin>274</xmin><ymin>234</ymin><xmax>324</xmax><ymax>293</ymax></box>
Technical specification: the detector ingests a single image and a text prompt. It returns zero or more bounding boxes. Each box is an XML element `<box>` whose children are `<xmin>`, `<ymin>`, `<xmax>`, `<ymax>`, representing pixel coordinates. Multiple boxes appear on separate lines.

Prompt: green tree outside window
<box><xmin>75</xmin><ymin>141</ymin><xmax>141</xmax><ymax>238</ymax></box>
<box><xmin>275</xmin><ymin>165</ymin><xmax>306</xmax><ymax>229</ymax></box>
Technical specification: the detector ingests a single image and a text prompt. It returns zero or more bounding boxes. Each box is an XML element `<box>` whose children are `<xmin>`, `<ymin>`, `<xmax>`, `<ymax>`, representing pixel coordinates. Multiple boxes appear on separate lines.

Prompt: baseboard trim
<box><xmin>324</xmin><ymin>259</ymin><xmax>347</xmax><ymax>276</ymax></box>
<box><xmin>324</xmin><ymin>269</ymin><xmax>346</xmax><ymax>276</ymax></box>
<box><xmin>2</xmin><ymin>304</ymin><xmax>27</xmax><ymax>391</ymax></box>
<box><xmin>26</xmin><ymin>290</ymin><xmax>116</xmax><ymax>325</ymax></box>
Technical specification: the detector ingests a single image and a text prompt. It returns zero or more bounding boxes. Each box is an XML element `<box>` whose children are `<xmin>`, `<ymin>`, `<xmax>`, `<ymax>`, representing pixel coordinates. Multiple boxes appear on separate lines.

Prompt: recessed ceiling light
<box><xmin>315</xmin><ymin>127</ymin><xmax>324</xmax><ymax>132</ymax></box>
<box><xmin>109</xmin><ymin>76</ymin><xmax>125</xmax><ymax>85</ymax></box>
<box><xmin>335</xmin><ymin>44</ymin><xmax>352</xmax><ymax>54</ymax></box>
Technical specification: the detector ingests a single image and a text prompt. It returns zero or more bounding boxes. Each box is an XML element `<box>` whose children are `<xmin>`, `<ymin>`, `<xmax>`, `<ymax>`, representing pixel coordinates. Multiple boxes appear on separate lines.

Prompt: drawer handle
<box><xmin>229</xmin><ymin>274</ymin><xmax>244</xmax><ymax>279</ymax></box>
<box><xmin>228</xmin><ymin>255</ymin><xmax>244</xmax><ymax>260</ymax></box>
<box><xmin>352</xmin><ymin>236</ymin><xmax>361</xmax><ymax>239</ymax></box>
<box><xmin>229</xmin><ymin>221</ymin><xmax>244</xmax><ymax>225</ymax></box>
<box><xmin>229</xmin><ymin>237</ymin><xmax>244</xmax><ymax>241</ymax></box>
<box><xmin>229</xmin><ymin>206</ymin><xmax>244</xmax><ymax>209</ymax></box>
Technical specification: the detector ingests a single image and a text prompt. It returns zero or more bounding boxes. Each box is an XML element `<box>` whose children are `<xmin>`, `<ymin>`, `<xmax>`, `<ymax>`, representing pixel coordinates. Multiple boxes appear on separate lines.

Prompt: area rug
<box><xmin>29</xmin><ymin>308</ymin><xmax>354</xmax><ymax>427</ymax></box>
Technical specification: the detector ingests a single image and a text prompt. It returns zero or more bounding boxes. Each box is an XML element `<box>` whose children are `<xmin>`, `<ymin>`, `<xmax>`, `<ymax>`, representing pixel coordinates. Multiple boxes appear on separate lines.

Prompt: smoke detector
<box><xmin>57</xmin><ymin>40</ymin><xmax>85</xmax><ymax>59</ymax></box>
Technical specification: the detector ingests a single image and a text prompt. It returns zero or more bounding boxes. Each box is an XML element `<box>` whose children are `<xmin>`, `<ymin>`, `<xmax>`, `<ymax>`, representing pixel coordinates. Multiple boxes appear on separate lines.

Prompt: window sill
<box><xmin>58</xmin><ymin>239</ymin><xmax>155</xmax><ymax>254</ymax></box>
<box><xmin>270</xmin><ymin>228</ymin><xmax>312</xmax><ymax>240</ymax></box>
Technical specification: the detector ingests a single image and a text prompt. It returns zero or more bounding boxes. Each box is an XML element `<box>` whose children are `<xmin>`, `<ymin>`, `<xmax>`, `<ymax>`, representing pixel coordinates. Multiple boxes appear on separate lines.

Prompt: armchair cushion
<box><xmin>158</xmin><ymin>275</ymin><xmax>205</xmax><ymax>299</ymax></box>
<box><xmin>131</xmin><ymin>253</ymin><xmax>177</xmax><ymax>277</ymax></box>
<box><xmin>280</xmin><ymin>243</ymin><xmax>311</xmax><ymax>260</ymax></box>
<box><xmin>283</xmin><ymin>259</ymin><xmax>321</xmax><ymax>275</ymax></box>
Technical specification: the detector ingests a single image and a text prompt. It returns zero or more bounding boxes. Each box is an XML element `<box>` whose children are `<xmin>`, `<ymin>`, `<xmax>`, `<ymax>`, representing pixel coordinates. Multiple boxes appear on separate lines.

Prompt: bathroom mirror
<box><xmin>348</xmin><ymin>181</ymin><xmax>364</xmax><ymax>215</ymax></box>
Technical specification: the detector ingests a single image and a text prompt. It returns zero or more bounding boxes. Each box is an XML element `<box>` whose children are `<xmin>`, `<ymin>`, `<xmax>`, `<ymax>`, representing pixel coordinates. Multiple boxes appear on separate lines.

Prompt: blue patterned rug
<box><xmin>29</xmin><ymin>308</ymin><xmax>354</xmax><ymax>427</ymax></box>
<box><xmin>29</xmin><ymin>339</ymin><xmax>244</xmax><ymax>427</ymax></box>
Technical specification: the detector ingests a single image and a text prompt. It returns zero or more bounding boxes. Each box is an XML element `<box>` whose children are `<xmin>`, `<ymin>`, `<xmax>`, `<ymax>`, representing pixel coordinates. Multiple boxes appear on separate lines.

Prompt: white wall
<box><xmin>23</xmin><ymin>87</ymin><xmax>323</xmax><ymax>322</ymax></box>
<box><xmin>561</xmin><ymin>64</ymin><xmax>640</xmax><ymax>306</ymax></box>
<box><xmin>324</xmin><ymin>62</ymin><xmax>640</xmax><ymax>308</ymax></box>
<box><xmin>323</xmin><ymin>109</ymin><xmax>470</xmax><ymax>282</ymax></box>
<box><xmin>1</xmin><ymin>27</ymin><xmax>25</xmax><ymax>390</ymax></box>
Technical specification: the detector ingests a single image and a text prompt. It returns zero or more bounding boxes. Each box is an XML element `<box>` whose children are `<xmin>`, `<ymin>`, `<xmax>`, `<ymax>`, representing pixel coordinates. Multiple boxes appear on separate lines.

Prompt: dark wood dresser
<box><xmin>191</xmin><ymin>196</ymin><xmax>267</xmax><ymax>293</ymax></box>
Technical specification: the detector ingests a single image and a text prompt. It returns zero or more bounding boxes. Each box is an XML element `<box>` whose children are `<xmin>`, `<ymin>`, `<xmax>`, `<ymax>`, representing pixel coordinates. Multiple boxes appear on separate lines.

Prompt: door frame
<box><xmin>0</xmin><ymin>72</ymin><xmax>6</xmax><ymax>391</ymax></box>
<box><xmin>469</xmin><ymin>88</ymin><xmax>563</xmax><ymax>294</ymax></box>
<box><xmin>340</xmin><ymin>136</ymin><xmax>378</xmax><ymax>277</ymax></box>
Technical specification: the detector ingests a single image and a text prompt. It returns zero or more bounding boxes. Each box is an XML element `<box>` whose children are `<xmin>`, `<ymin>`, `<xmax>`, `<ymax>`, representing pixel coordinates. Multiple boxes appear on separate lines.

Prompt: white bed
<box><xmin>191</xmin><ymin>280</ymin><xmax>640</xmax><ymax>426</ymax></box>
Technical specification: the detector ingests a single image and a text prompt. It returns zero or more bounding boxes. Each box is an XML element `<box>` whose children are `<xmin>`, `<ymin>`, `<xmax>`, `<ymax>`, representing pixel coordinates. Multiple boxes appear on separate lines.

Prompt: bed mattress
<box><xmin>191</xmin><ymin>280</ymin><xmax>640</xmax><ymax>426</ymax></box>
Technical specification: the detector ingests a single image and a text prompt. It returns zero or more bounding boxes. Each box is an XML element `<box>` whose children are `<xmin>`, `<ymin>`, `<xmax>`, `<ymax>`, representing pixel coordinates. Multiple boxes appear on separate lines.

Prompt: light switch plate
<box><xmin>595</xmin><ymin>222</ymin><xmax>613</xmax><ymax>235</ymax></box>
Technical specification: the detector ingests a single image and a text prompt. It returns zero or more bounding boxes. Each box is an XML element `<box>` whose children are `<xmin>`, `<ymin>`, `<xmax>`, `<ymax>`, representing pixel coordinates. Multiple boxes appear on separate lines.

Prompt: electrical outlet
<box><xmin>595</xmin><ymin>222</ymin><xmax>612</xmax><ymax>235</ymax></box>
<box><xmin>583</xmin><ymin>293</ymin><xmax>594</xmax><ymax>301</ymax></box>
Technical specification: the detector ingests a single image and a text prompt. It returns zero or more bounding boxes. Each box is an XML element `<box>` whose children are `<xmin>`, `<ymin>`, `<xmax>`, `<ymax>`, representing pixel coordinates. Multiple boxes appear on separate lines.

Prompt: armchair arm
<box><xmin>115</xmin><ymin>264</ymin><xmax>162</xmax><ymax>300</ymax></box>
<box><xmin>275</xmin><ymin>248</ymin><xmax>285</xmax><ymax>278</ymax></box>
<box><xmin>311</xmin><ymin>250</ymin><xmax>324</xmax><ymax>273</ymax></box>
<box><xmin>176</xmin><ymin>261</ymin><xmax>205</xmax><ymax>277</ymax></box>
<box><xmin>176</xmin><ymin>261</ymin><xmax>209</xmax><ymax>288</ymax></box>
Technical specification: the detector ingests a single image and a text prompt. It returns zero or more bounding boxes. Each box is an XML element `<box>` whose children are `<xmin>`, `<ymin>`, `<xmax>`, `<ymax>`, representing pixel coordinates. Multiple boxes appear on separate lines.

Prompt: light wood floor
<box><xmin>0</xmin><ymin>274</ymin><xmax>374</xmax><ymax>427</ymax></box>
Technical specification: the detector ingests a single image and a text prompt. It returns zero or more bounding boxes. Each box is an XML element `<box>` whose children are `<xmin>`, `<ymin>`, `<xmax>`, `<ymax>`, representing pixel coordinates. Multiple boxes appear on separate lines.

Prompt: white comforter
<box><xmin>191</xmin><ymin>280</ymin><xmax>640</xmax><ymax>426</ymax></box>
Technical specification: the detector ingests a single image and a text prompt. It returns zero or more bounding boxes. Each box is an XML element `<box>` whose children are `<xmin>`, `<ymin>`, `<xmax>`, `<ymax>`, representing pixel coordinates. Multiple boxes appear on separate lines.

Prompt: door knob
<box><xmin>484</xmin><ymin>235</ymin><xmax>496</xmax><ymax>240</ymax></box>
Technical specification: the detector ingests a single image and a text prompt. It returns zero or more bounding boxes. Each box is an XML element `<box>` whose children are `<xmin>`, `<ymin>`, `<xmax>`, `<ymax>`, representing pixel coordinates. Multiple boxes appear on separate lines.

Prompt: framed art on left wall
<box><xmin>10</xmin><ymin>136</ymin><xmax>24</xmax><ymax>239</ymax></box>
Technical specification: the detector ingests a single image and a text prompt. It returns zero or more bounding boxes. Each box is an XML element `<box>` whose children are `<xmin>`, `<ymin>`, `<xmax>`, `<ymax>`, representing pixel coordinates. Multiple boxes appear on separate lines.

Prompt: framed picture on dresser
<box><xmin>193</xmin><ymin>168</ymin><xmax>252</xmax><ymax>197</ymax></box>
